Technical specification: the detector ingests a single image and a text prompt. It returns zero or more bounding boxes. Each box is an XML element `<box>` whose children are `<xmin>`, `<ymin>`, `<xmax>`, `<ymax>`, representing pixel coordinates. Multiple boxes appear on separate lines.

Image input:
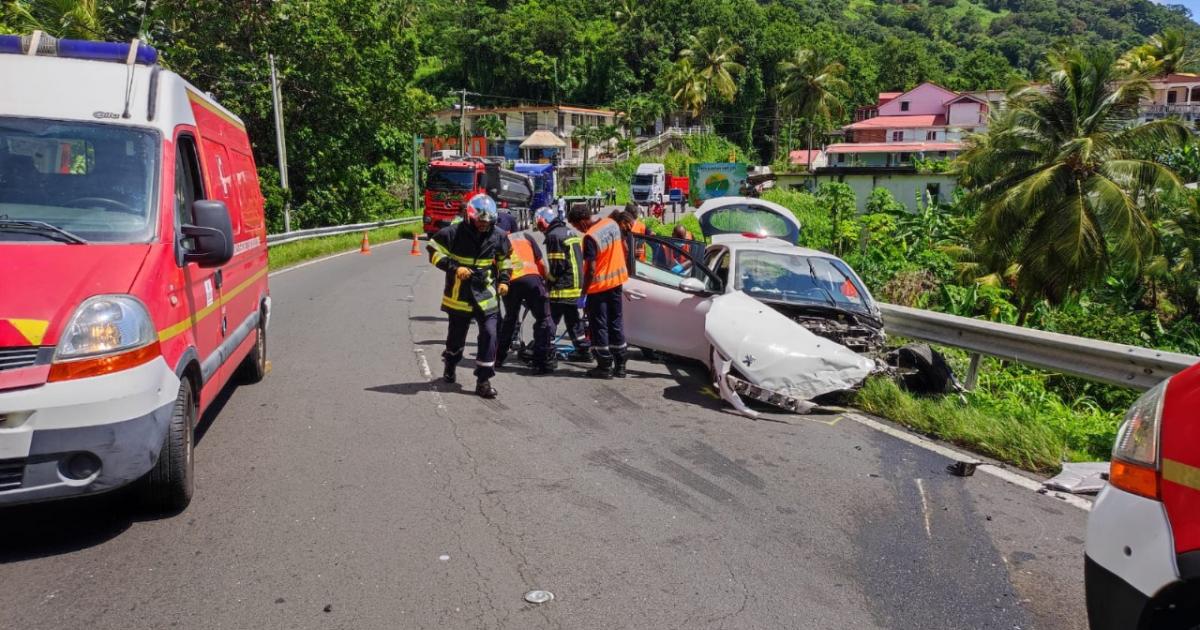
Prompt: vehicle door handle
<box><xmin>626</xmin><ymin>290</ymin><xmax>646</xmax><ymax>300</ymax></box>
<box><xmin>213</xmin><ymin>269</ymin><xmax>223</xmax><ymax>290</ymax></box>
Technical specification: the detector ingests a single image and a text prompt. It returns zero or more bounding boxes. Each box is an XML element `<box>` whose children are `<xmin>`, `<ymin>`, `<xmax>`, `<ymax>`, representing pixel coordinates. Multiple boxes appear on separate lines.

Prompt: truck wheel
<box><xmin>240</xmin><ymin>315</ymin><xmax>267</xmax><ymax>384</ymax></box>
<box><xmin>140</xmin><ymin>379</ymin><xmax>195</xmax><ymax>513</ymax></box>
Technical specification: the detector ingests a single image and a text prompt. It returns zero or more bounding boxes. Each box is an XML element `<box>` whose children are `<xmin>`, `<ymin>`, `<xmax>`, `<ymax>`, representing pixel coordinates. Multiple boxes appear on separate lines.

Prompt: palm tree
<box><xmin>666</xmin><ymin>59</ymin><xmax>706</xmax><ymax>120</ymax></box>
<box><xmin>676</xmin><ymin>27</ymin><xmax>744</xmax><ymax>124</ymax></box>
<box><xmin>613</xmin><ymin>95</ymin><xmax>638</xmax><ymax>138</ymax></box>
<box><xmin>957</xmin><ymin>46</ymin><xmax>1190</xmax><ymax>324</ymax></box>
<box><xmin>776</xmin><ymin>48</ymin><xmax>848</xmax><ymax>166</ymax></box>
<box><xmin>475</xmin><ymin>115</ymin><xmax>507</xmax><ymax>146</ymax></box>
<box><xmin>1116</xmin><ymin>49</ymin><xmax>1163</xmax><ymax>78</ymax></box>
<box><xmin>572</xmin><ymin>124</ymin><xmax>603</xmax><ymax>188</ymax></box>
<box><xmin>4</xmin><ymin>0</ymin><xmax>109</xmax><ymax>39</ymax></box>
<box><xmin>614</xmin><ymin>0</ymin><xmax>640</xmax><ymax>30</ymax></box>
<box><xmin>1135</xmin><ymin>28</ymin><xmax>1197</xmax><ymax>76</ymax></box>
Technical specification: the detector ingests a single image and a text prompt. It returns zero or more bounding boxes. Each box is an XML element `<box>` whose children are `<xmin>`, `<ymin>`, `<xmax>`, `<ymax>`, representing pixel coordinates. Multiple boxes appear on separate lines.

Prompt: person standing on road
<box><xmin>496</xmin><ymin>225</ymin><xmax>554</xmax><ymax>375</ymax></box>
<box><xmin>496</xmin><ymin>206</ymin><xmax>518</xmax><ymax>234</ymax></box>
<box><xmin>568</xmin><ymin>204</ymin><xmax>629</xmax><ymax>379</ymax></box>
<box><xmin>427</xmin><ymin>194</ymin><xmax>512</xmax><ymax>398</ymax></box>
<box><xmin>538</xmin><ymin>206</ymin><xmax>591</xmax><ymax>363</ymax></box>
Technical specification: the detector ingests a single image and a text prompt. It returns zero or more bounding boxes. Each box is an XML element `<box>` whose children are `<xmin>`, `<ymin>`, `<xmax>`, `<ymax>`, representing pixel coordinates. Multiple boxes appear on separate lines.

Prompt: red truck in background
<box><xmin>422</xmin><ymin>157</ymin><xmax>533</xmax><ymax>236</ymax></box>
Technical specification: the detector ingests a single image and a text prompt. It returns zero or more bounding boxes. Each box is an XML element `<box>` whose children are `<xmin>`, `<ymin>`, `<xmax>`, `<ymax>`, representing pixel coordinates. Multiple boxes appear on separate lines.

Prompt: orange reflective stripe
<box><xmin>586</xmin><ymin>218</ymin><xmax>629</xmax><ymax>294</ymax></box>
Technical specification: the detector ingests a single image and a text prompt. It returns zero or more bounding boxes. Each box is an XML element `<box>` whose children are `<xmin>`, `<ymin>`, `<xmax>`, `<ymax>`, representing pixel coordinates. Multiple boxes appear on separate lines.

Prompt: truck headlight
<box><xmin>1109</xmin><ymin>379</ymin><xmax>1167</xmax><ymax>499</ymax></box>
<box><xmin>49</xmin><ymin>296</ymin><xmax>160</xmax><ymax>382</ymax></box>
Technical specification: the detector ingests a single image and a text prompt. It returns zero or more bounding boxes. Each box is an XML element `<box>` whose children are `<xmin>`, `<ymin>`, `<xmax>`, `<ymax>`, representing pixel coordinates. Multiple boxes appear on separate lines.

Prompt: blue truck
<box><xmin>513</xmin><ymin>163</ymin><xmax>557</xmax><ymax>211</ymax></box>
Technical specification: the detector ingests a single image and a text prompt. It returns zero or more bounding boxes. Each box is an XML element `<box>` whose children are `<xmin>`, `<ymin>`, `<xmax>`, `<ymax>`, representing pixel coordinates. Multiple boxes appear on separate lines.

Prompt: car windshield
<box><xmin>0</xmin><ymin>117</ymin><xmax>158</xmax><ymax>243</ymax></box>
<box><xmin>426</xmin><ymin>168</ymin><xmax>475</xmax><ymax>191</ymax></box>
<box><xmin>735</xmin><ymin>249</ymin><xmax>872</xmax><ymax>314</ymax></box>
<box><xmin>633</xmin><ymin>174</ymin><xmax>654</xmax><ymax>186</ymax></box>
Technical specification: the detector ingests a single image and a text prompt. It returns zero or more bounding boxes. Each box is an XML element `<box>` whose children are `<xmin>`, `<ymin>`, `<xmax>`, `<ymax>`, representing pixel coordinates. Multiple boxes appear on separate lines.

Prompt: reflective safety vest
<box><xmin>630</xmin><ymin>219</ymin><xmax>648</xmax><ymax>262</ymax></box>
<box><xmin>508</xmin><ymin>232</ymin><xmax>545</xmax><ymax>281</ymax></box>
<box><xmin>544</xmin><ymin>222</ymin><xmax>583</xmax><ymax>302</ymax></box>
<box><xmin>585</xmin><ymin>217</ymin><xmax>629</xmax><ymax>294</ymax></box>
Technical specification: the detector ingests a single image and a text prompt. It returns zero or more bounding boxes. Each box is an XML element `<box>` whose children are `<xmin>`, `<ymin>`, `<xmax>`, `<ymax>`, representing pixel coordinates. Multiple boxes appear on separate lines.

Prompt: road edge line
<box><xmin>269</xmin><ymin>239</ymin><xmax>403</xmax><ymax>277</ymax></box>
<box><xmin>844</xmin><ymin>412</ymin><xmax>1092</xmax><ymax>512</ymax></box>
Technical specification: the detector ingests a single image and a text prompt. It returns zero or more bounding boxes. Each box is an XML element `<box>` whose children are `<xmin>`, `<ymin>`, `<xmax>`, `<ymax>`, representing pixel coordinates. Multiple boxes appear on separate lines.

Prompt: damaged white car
<box><xmin>624</xmin><ymin>197</ymin><xmax>885</xmax><ymax>417</ymax></box>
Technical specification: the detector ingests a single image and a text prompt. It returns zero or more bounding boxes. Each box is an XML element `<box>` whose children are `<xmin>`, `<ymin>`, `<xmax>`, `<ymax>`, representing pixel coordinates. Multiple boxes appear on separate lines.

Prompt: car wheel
<box><xmin>240</xmin><ymin>313</ymin><xmax>267</xmax><ymax>384</ymax></box>
<box><xmin>140</xmin><ymin>379</ymin><xmax>195</xmax><ymax>513</ymax></box>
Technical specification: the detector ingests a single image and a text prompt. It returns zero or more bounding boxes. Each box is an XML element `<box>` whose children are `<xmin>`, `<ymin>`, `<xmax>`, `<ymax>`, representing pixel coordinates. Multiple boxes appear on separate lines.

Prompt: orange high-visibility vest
<box><xmin>508</xmin><ymin>232</ymin><xmax>545</xmax><ymax>281</ymax></box>
<box><xmin>630</xmin><ymin>219</ymin><xmax>648</xmax><ymax>262</ymax></box>
<box><xmin>585</xmin><ymin>217</ymin><xmax>629</xmax><ymax>294</ymax></box>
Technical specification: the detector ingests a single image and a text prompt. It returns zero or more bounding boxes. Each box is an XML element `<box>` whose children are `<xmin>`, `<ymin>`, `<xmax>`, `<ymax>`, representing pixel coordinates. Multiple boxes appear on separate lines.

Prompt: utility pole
<box><xmin>451</xmin><ymin>88</ymin><xmax>477</xmax><ymax>156</ymax></box>
<box><xmin>412</xmin><ymin>133</ymin><xmax>421</xmax><ymax>215</ymax></box>
<box><xmin>269</xmin><ymin>54</ymin><xmax>291</xmax><ymax>232</ymax></box>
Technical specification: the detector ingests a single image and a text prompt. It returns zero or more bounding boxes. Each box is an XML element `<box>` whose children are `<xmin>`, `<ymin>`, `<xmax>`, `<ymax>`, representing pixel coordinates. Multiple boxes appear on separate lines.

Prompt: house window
<box><xmin>558</xmin><ymin>112</ymin><xmax>565</xmax><ymax>131</ymax></box>
<box><xmin>900</xmin><ymin>101</ymin><xmax>910</xmax><ymax>112</ymax></box>
<box><xmin>892</xmin><ymin>130</ymin><xmax>904</xmax><ymax>142</ymax></box>
<box><xmin>899</xmin><ymin>152</ymin><xmax>911</xmax><ymax>163</ymax></box>
<box><xmin>572</xmin><ymin>114</ymin><xmax>581</xmax><ymax>126</ymax></box>
<box><xmin>523</xmin><ymin>112</ymin><xmax>538</xmax><ymax>135</ymax></box>
<box><xmin>937</xmin><ymin>151</ymin><xmax>947</xmax><ymax>158</ymax></box>
<box><xmin>1168</xmin><ymin>91</ymin><xmax>1179</xmax><ymax>104</ymax></box>
<box><xmin>837</xmin><ymin>153</ymin><xmax>846</xmax><ymax>164</ymax></box>
<box><xmin>926</xmin><ymin>130</ymin><xmax>937</xmax><ymax>141</ymax></box>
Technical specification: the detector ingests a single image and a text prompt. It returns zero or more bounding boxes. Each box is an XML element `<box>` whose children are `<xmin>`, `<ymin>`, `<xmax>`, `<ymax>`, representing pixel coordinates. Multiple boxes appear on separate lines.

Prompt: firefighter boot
<box><xmin>587</xmin><ymin>354</ymin><xmax>614</xmax><ymax>379</ymax></box>
<box><xmin>612</xmin><ymin>348</ymin><xmax>628</xmax><ymax>378</ymax></box>
<box><xmin>442</xmin><ymin>362</ymin><xmax>457</xmax><ymax>384</ymax></box>
<box><xmin>475</xmin><ymin>379</ymin><xmax>498</xmax><ymax>399</ymax></box>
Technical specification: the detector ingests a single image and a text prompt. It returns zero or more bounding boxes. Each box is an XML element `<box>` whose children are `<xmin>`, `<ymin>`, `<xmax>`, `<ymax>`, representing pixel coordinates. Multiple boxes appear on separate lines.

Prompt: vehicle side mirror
<box><xmin>679</xmin><ymin>277</ymin><xmax>706</xmax><ymax>294</ymax></box>
<box><xmin>182</xmin><ymin>200</ymin><xmax>233</xmax><ymax>268</ymax></box>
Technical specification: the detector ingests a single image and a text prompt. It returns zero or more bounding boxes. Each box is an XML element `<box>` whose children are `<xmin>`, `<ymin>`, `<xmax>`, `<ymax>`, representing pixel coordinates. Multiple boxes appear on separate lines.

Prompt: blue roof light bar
<box><xmin>0</xmin><ymin>34</ymin><xmax>158</xmax><ymax>65</ymax></box>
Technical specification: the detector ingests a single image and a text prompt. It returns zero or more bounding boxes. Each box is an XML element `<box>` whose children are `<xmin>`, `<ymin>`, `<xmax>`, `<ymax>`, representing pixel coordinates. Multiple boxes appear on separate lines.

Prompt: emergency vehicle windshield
<box><xmin>426</xmin><ymin>168</ymin><xmax>475</xmax><ymax>192</ymax></box>
<box><xmin>0</xmin><ymin>117</ymin><xmax>158</xmax><ymax>243</ymax></box>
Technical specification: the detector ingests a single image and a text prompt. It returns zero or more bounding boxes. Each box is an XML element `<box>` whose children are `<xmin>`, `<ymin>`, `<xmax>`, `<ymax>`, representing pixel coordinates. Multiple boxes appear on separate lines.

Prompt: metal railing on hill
<box><xmin>878</xmin><ymin>302</ymin><xmax>1198</xmax><ymax>390</ymax></box>
<box><xmin>266</xmin><ymin>217</ymin><xmax>421</xmax><ymax>247</ymax></box>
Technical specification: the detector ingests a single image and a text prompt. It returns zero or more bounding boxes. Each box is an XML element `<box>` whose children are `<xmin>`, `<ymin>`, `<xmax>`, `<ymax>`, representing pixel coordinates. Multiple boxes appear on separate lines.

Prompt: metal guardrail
<box><xmin>266</xmin><ymin>217</ymin><xmax>421</xmax><ymax>247</ymax></box>
<box><xmin>878</xmin><ymin>303</ymin><xmax>1199</xmax><ymax>390</ymax></box>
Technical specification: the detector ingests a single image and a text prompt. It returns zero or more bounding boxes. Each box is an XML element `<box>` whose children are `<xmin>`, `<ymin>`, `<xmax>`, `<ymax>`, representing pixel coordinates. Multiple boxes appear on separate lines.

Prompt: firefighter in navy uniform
<box><xmin>538</xmin><ymin>206</ymin><xmax>591</xmax><ymax>363</ymax></box>
<box><xmin>567</xmin><ymin>205</ymin><xmax>629</xmax><ymax>379</ymax></box>
<box><xmin>427</xmin><ymin>194</ymin><xmax>513</xmax><ymax>398</ymax></box>
<box><xmin>496</xmin><ymin>226</ymin><xmax>554</xmax><ymax>374</ymax></box>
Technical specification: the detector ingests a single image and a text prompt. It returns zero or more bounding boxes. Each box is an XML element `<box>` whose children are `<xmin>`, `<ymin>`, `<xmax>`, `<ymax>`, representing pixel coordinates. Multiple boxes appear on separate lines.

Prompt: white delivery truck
<box><xmin>631</xmin><ymin>163</ymin><xmax>666</xmax><ymax>206</ymax></box>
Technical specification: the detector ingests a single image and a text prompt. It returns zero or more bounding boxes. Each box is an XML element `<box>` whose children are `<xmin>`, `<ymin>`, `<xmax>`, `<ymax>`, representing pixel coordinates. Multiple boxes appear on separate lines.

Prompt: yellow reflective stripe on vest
<box><xmin>547</xmin><ymin>253</ymin><xmax>566</xmax><ymax>260</ymax></box>
<box><xmin>549</xmin><ymin>287</ymin><xmax>582</xmax><ymax>299</ymax></box>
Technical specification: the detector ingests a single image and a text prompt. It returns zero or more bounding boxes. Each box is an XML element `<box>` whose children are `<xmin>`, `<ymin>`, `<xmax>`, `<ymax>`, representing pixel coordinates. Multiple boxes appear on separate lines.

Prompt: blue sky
<box><xmin>1156</xmin><ymin>0</ymin><xmax>1200</xmax><ymax>22</ymax></box>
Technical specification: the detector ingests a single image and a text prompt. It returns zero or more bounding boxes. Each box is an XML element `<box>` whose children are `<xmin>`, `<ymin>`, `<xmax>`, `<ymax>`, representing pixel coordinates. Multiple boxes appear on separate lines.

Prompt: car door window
<box><xmin>173</xmin><ymin>135</ymin><xmax>204</xmax><ymax>235</ymax></box>
<box><xmin>632</xmin><ymin>234</ymin><xmax>720</xmax><ymax>291</ymax></box>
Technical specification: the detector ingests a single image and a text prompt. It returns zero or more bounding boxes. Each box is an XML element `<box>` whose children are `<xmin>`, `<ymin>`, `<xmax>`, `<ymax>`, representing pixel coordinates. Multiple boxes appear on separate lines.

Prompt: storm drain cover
<box><xmin>524</xmin><ymin>590</ymin><xmax>554</xmax><ymax>604</ymax></box>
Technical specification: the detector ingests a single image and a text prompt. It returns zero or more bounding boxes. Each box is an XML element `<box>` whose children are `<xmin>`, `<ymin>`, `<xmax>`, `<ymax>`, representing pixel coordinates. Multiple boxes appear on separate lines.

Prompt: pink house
<box><xmin>822</xmin><ymin>82</ymin><xmax>989</xmax><ymax>169</ymax></box>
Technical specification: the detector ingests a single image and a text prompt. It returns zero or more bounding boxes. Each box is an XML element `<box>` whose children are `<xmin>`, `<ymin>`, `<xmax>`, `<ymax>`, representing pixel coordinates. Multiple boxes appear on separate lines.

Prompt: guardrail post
<box><xmin>964</xmin><ymin>352</ymin><xmax>982</xmax><ymax>391</ymax></box>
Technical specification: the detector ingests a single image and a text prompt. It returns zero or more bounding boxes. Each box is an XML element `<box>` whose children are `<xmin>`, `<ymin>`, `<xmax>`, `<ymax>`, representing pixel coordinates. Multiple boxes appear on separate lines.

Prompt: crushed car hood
<box><xmin>705</xmin><ymin>292</ymin><xmax>874</xmax><ymax>403</ymax></box>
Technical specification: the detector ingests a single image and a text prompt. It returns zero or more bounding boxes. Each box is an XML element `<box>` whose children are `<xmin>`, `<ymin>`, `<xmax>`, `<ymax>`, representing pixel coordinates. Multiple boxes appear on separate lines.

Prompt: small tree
<box><xmin>572</xmin><ymin>124</ymin><xmax>603</xmax><ymax>188</ymax></box>
<box><xmin>816</xmin><ymin>182</ymin><xmax>856</xmax><ymax>255</ymax></box>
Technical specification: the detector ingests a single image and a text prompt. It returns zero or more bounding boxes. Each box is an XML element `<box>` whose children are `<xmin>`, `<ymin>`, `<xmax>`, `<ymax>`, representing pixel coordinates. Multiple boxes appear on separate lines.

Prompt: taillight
<box><xmin>1109</xmin><ymin>380</ymin><xmax>1167</xmax><ymax>499</ymax></box>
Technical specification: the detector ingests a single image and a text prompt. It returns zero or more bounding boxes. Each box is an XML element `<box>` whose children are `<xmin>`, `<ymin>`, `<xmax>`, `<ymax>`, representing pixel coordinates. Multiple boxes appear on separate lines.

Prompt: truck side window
<box><xmin>173</xmin><ymin>135</ymin><xmax>204</xmax><ymax>231</ymax></box>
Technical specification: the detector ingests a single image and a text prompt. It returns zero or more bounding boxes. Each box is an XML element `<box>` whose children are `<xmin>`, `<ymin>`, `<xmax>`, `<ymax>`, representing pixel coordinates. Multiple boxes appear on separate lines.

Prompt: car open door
<box><xmin>623</xmin><ymin>234</ymin><xmax>722</xmax><ymax>362</ymax></box>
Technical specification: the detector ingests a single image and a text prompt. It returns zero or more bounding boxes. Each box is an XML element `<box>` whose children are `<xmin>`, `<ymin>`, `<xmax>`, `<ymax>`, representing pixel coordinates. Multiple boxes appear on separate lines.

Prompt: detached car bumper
<box><xmin>0</xmin><ymin>357</ymin><xmax>180</xmax><ymax>506</ymax></box>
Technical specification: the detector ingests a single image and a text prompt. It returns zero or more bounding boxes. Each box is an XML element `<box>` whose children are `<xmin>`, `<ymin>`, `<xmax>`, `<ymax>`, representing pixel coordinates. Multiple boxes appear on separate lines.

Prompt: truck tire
<box><xmin>140</xmin><ymin>379</ymin><xmax>195</xmax><ymax>513</ymax></box>
<box><xmin>240</xmin><ymin>315</ymin><xmax>267</xmax><ymax>384</ymax></box>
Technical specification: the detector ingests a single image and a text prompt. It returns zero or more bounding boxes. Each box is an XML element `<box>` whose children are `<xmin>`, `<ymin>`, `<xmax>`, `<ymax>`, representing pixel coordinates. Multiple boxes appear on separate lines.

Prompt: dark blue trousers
<box><xmin>444</xmin><ymin>309</ymin><xmax>499</xmax><ymax>380</ymax></box>
<box><xmin>585</xmin><ymin>286</ymin><xmax>625</xmax><ymax>360</ymax></box>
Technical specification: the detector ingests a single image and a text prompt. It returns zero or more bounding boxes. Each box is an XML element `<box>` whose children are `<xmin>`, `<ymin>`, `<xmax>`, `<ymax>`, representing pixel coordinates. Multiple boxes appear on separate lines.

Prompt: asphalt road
<box><xmin>2</xmin><ymin>240</ymin><xmax>1090</xmax><ymax>629</ymax></box>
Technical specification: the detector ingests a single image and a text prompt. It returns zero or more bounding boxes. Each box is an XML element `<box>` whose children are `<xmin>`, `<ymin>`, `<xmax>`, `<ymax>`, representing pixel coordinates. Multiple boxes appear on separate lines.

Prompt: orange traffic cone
<box><xmin>360</xmin><ymin>231</ymin><xmax>371</xmax><ymax>255</ymax></box>
<box><xmin>409</xmin><ymin>235</ymin><xmax>422</xmax><ymax>256</ymax></box>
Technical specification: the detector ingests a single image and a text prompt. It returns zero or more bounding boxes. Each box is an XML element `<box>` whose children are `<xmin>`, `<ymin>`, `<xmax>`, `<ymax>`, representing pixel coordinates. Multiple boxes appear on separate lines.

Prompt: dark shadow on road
<box><xmin>195</xmin><ymin>379</ymin><xmax>241</xmax><ymax>445</ymax></box>
<box><xmin>408</xmin><ymin>316</ymin><xmax>446</xmax><ymax>322</ymax></box>
<box><xmin>0</xmin><ymin>490</ymin><xmax>169</xmax><ymax>564</ymax></box>
<box><xmin>365</xmin><ymin>381</ymin><xmax>479</xmax><ymax>398</ymax></box>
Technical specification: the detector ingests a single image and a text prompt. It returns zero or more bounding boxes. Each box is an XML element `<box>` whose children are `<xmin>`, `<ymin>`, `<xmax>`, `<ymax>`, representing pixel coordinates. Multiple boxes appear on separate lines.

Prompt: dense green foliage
<box><xmin>6</xmin><ymin>0</ymin><xmax>1199</xmax><ymax>229</ymax></box>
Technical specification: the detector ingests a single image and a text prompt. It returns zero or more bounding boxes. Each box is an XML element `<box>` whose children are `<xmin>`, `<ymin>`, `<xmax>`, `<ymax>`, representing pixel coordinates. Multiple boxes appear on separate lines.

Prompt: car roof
<box><xmin>710</xmin><ymin>237</ymin><xmax>841</xmax><ymax>260</ymax></box>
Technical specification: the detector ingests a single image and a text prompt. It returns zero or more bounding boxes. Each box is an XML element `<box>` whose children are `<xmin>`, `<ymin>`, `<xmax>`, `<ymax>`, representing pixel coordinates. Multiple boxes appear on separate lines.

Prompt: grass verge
<box><xmin>268</xmin><ymin>223</ymin><xmax>422</xmax><ymax>270</ymax></box>
<box><xmin>853</xmin><ymin>365</ymin><xmax>1122</xmax><ymax>474</ymax></box>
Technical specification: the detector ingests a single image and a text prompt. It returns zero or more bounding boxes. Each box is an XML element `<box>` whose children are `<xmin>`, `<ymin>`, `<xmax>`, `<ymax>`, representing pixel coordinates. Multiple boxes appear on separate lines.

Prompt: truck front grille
<box><xmin>0</xmin><ymin>347</ymin><xmax>41</xmax><ymax>372</ymax></box>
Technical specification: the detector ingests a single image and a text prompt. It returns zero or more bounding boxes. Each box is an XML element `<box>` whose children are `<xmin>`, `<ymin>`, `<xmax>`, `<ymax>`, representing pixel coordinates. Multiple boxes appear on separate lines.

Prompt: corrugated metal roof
<box><xmin>825</xmin><ymin>142</ymin><xmax>961</xmax><ymax>154</ymax></box>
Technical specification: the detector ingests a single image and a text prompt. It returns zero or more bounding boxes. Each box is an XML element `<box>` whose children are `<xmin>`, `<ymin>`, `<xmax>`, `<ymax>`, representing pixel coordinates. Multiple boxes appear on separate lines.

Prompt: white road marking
<box><xmin>915</xmin><ymin>478</ymin><xmax>932</xmax><ymax>539</ymax></box>
<box><xmin>845</xmin><ymin>412</ymin><xmax>1093</xmax><ymax>512</ymax></box>
<box><xmin>413</xmin><ymin>349</ymin><xmax>446</xmax><ymax>410</ymax></box>
<box><xmin>269</xmin><ymin>239</ymin><xmax>403</xmax><ymax>278</ymax></box>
